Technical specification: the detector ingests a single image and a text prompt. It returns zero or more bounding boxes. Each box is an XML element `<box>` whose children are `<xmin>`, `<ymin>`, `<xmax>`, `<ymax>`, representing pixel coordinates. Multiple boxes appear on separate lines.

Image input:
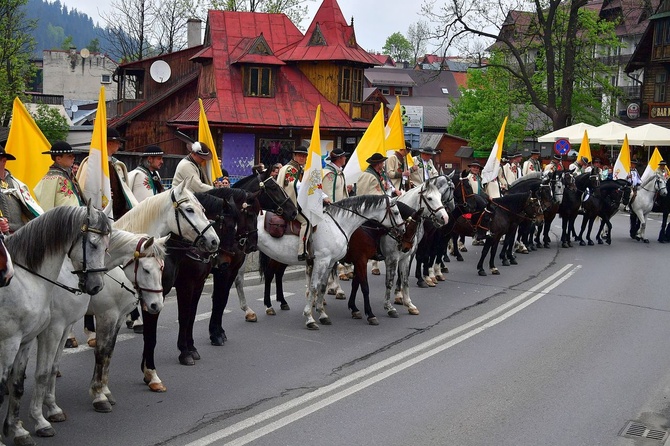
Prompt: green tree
<box><xmin>87</xmin><ymin>38</ymin><xmax>100</xmax><ymax>53</ymax></box>
<box><xmin>0</xmin><ymin>0</ymin><xmax>37</xmax><ymax>127</ymax></box>
<box><xmin>425</xmin><ymin>0</ymin><xmax>622</xmax><ymax>130</ymax></box>
<box><xmin>61</xmin><ymin>35</ymin><xmax>74</xmax><ymax>50</ymax></box>
<box><xmin>46</xmin><ymin>24</ymin><xmax>65</xmax><ymax>50</ymax></box>
<box><xmin>31</xmin><ymin>103</ymin><xmax>69</xmax><ymax>143</ymax></box>
<box><xmin>382</xmin><ymin>32</ymin><xmax>413</xmax><ymax>63</ymax></box>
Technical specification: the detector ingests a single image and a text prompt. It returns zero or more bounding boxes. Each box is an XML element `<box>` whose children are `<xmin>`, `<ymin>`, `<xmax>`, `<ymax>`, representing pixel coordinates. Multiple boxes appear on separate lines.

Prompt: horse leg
<box><xmin>586</xmin><ymin>217</ymin><xmax>595</xmax><ymax>245</ymax></box>
<box><xmin>383</xmin><ymin>250</ymin><xmax>400</xmax><ymax>318</ymax></box>
<box><xmin>4</xmin><ymin>343</ymin><xmax>34</xmax><ymax>446</ymax></box>
<box><xmin>398</xmin><ymin>253</ymin><xmax>419</xmax><ymax>315</ymax></box>
<box><xmin>414</xmin><ymin>257</ymin><xmax>427</xmax><ymax>288</ymax></box>
<box><xmin>235</xmin><ymin>264</ymin><xmax>257</xmax><ymax>322</ymax></box>
<box><xmin>302</xmin><ymin>263</ymin><xmax>319</xmax><ymax>330</ymax></box>
<box><xmin>141</xmin><ymin>311</ymin><xmax>165</xmax><ymax>392</ymax></box>
<box><xmin>577</xmin><ymin>215</ymin><xmax>587</xmax><ymax>245</ymax></box>
<box><xmin>635</xmin><ymin>209</ymin><xmax>649</xmax><ymax>242</ymax></box>
<box><xmin>89</xmin><ymin>312</ymin><xmax>125</xmax><ymax>410</ymax></box>
<box><xmin>275</xmin><ymin>265</ymin><xmax>289</xmax><ymax>310</ymax></box>
<box><xmin>312</xmin><ymin>261</ymin><xmax>333</xmax><ymax>326</ymax></box>
<box><xmin>476</xmin><ymin>237</ymin><xmax>492</xmax><ymax>276</ymax></box>
<box><xmin>659</xmin><ymin>213</ymin><xmax>668</xmax><ymax>243</ymax></box>
<box><xmin>348</xmin><ymin>262</ymin><xmax>362</xmax><ymax>319</ymax></box>
<box><xmin>209</xmin><ymin>264</ymin><xmax>230</xmax><ymax>346</ymax></box>
<box><xmin>488</xmin><ymin>236</ymin><xmax>501</xmax><ymax>275</ymax></box>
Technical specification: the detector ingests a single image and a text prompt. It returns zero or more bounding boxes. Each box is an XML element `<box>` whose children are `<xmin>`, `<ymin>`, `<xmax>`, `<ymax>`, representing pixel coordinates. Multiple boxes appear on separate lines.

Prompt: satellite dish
<box><xmin>71</xmin><ymin>104</ymin><xmax>79</xmax><ymax>113</ymax></box>
<box><xmin>80</xmin><ymin>48</ymin><xmax>90</xmax><ymax>58</ymax></box>
<box><xmin>150</xmin><ymin>60</ymin><xmax>172</xmax><ymax>83</ymax></box>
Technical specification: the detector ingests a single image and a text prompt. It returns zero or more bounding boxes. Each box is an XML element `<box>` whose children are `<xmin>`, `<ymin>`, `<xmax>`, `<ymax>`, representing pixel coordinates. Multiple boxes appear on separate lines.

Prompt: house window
<box><xmin>340</xmin><ymin>67</ymin><xmax>363</xmax><ymax>103</ymax></box>
<box><xmin>655</xmin><ymin>72</ymin><xmax>666</xmax><ymax>102</ymax></box>
<box><xmin>380</xmin><ymin>87</ymin><xmax>391</xmax><ymax>95</ymax></box>
<box><xmin>245</xmin><ymin>66</ymin><xmax>273</xmax><ymax>97</ymax></box>
<box><xmin>395</xmin><ymin>86</ymin><xmax>410</xmax><ymax>96</ymax></box>
<box><xmin>101</xmin><ymin>74</ymin><xmax>111</xmax><ymax>84</ymax></box>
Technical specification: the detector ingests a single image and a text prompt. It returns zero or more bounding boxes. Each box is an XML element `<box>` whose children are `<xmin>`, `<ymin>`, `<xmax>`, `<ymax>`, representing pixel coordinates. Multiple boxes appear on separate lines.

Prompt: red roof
<box><xmin>171</xmin><ymin>7</ymin><xmax>370</xmax><ymax>130</ymax></box>
<box><xmin>276</xmin><ymin>0</ymin><xmax>380</xmax><ymax>65</ymax></box>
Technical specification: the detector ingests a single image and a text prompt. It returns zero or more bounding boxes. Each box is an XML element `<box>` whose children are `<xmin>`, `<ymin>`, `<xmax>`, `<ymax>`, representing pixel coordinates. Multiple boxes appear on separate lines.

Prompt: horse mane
<box><xmin>233</xmin><ymin>169</ymin><xmax>271</xmax><ymax>190</ymax></box>
<box><xmin>326</xmin><ymin>195</ymin><xmax>388</xmax><ymax>218</ymax></box>
<box><xmin>598</xmin><ymin>179</ymin><xmax>628</xmax><ymax>191</ymax></box>
<box><xmin>491</xmin><ymin>191</ymin><xmax>531</xmax><ymax>212</ymax></box>
<box><xmin>508</xmin><ymin>176</ymin><xmax>541</xmax><ymax>192</ymax></box>
<box><xmin>395</xmin><ymin>201</ymin><xmax>414</xmax><ymax>219</ymax></box>
<box><xmin>6</xmin><ymin>206</ymin><xmax>110</xmax><ymax>270</ymax></box>
<box><xmin>510</xmin><ymin>172</ymin><xmax>542</xmax><ymax>186</ymax></box>
<box><xmin>204</xmin><ymin>187</ymin><xmax>262</xmax><ymax>214</ymax></box>
<box><xmin>114</xmin><ymin>189</ymin><xmax>180</xmax><ymax>232</ymax></box>
<box><xmin>109</xmin><ymin>229</ymin><xmax>166</xmax><ymax>260</ymax></box>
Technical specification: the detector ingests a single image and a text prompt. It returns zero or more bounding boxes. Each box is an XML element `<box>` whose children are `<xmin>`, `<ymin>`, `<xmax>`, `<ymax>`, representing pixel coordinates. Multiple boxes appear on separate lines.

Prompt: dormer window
<box><xmin>340</xmin><ymin>67</ymin><xmax>363</xmax><ymax>103</ymax></box>
<box><xmin>244</xmin><ymin>66</ymin><xmax>273</xmax><ymax>97</ymax></box>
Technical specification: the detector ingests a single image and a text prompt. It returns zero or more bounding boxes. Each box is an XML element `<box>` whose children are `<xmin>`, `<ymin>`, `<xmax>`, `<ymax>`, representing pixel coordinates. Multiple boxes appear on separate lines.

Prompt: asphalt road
<box><xmin>5</xmin><ymin>211</ymin><xmax>670</xmax><ymax>446</ymax></box>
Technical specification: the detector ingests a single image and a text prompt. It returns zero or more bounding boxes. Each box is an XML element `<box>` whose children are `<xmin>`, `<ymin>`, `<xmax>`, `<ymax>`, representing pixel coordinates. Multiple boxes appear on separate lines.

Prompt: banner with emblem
<box><xmin>344</xmin><ymin>105</ymin><xmax>386</xmax><ymax>185</ymax></box>
<box><xmin>482</xmin><ymin>116</ymin><xmax>508</xmax><ymax>184</ymax></box>
<box><xmin>5</xmin><ymin>97</ymin><xmax>52</xmax><ymax>192</ymax></box>
<box><xmin>297</xmin><ymin>105</ymin><xmax>323</xmax><ymax>225</ymax></box>
<box><xmin>82</xmin><ymin>86</ymin><xmax>112</xmax><ymax>215</ymax></box>
<box><xmin>612</xmin><ymin>135</ymin><xmax>630</xmax><ymax>180</ymax></box>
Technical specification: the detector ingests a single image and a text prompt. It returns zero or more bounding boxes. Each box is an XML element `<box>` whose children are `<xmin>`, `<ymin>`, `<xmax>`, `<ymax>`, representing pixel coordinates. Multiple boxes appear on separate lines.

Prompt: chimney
<box><xmin>187</xmin><ymin>18</ymin><xmax>202</xmax><ymax>48</ymax></box>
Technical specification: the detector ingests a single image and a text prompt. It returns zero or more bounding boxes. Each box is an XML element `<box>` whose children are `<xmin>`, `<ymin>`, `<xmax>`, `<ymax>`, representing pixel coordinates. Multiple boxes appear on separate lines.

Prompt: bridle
<box><xmin>171</xmin><ymin>189</ymin><xmax>215</xmax><ymax>248</ymax></box>
<box><xmin>257</xmin><ymin>175</ymin><xmax>291</xmax><ymax>216</ymax></box>
<box><xmin>418</xmin><ymin>183</ymin><xmax>447</xmax><ymax>226</ymax></box>
<box><xmin>69</xmin><ymin>206</ymin><xmax>110</xmax><ymax>277</ymax></box>
<box><xmin>327</xmin><ymin>195</ymin><xmax>405</xmax><ymax>242</ymax></box>
<box><xmin>119</xmin><ymin>236</ymin><xmax>164</xmax><ymax>302</ymax></box>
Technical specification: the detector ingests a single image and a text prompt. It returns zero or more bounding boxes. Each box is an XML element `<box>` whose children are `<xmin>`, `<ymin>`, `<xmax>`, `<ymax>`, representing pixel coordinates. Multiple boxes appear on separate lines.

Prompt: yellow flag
<box><xmin>385</xmin><ymin>98</ymin><xmax>413</xmax><ymax>168</ymax></box>
<box><xmin>577</xmin><ymin>129</ymin><xmax>592</xmax><ymax>162</ymax></box>
<box><xmin>641</xmin><ymin>147</ymin><xmax>667</xmax><ymax>182</ymax></box>
<box><xmin>343</xmin><ymin>104</ymin><xmax>386</xmax><ymax>185</ymax></box>
<box><xmin>81</xmin><ymin>87</ymin><xmax>112</xmax><ymax>213</ymax></box>
<box><xmin>612</xmin><ymin>134</ymin><xmax>630</xmax><ymax>180</ymax></box>
<box><xmin>5</xmin><ymin>98</ymin><xmax>52</xmax><ymax>192</ymax></box>
<box><xmin>297</xmin><ymin>105</ymin><xmax>323</xmax><ymax>225</ymax></box>
<box><xmin>198</xmin><ymin>98</ymin><xmax>224</xmax><ymax>180</ymax></box>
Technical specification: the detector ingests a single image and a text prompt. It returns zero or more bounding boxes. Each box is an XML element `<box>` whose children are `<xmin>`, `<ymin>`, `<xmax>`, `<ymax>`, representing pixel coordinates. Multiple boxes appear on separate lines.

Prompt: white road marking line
<box><xmin>187</xmin><ymin>264</ymin><xmax>580</xmax><ymax>446</ymax></box>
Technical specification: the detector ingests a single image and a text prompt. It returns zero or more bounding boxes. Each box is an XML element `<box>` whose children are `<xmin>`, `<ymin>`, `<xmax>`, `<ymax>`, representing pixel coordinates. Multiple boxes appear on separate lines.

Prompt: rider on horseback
<box><xmin>628</xmin><ymin>158</ymin><xmax>641</xmax><ymax>238</ymax></box>
<box><xmin>277</xmin><ymin>145</ymin><xmax>312</xmax><ymax>261</ymax></box>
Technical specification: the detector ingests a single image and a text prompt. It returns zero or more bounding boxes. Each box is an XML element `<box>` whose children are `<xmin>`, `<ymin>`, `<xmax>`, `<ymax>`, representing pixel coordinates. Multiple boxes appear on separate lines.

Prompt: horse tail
<box><xmin>258</xmin><ymin>250</ymin><xmax>270</xmax><ymax>282</ymax></box>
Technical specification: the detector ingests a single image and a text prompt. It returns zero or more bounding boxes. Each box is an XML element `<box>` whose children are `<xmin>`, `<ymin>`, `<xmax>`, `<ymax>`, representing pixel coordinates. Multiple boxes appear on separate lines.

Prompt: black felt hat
<box><xmin>142</xmin><ymin>145</ymin><xmax>164</xmax><ymax>156</ymax></box>
<box><xmin>326</xmin><ymin>148</ymin><xmax>348</xmax><ymax>160</ymax></box>
<box><xmin>0</xmin><ymin>146</ymin><xmax>16</xmax><ymax>160</ymax></box>
<box><xmin>42</xmin><ymin>141</ymin><xmax>75</xmax><ymax>155</ymax></box>
<box><xmin>366</xmin><ymin>153</ymin><xmax>388</xmax><ymax>164</ymax></box>
<box><xmin>107</xmin><ymin>128</ymin><xmax>125</xmax><ymax>142</ymax></box>
<box><xmin>292</xmin><ymin>145</ymin><xmax>309</xmax><ymax>154</ymax></box>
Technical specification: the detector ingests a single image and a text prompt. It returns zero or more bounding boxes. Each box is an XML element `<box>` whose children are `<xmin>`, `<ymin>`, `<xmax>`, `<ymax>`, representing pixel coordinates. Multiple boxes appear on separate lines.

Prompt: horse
<box><xmin>475</xmin><ymin>191</ymin><xmax>544</xmax><ymax>276</ymax></box>
<box><xmin>656</xmin><ymin>179</ymin><xmax>670</xmax><ymax>242</ymax></box>
<box><xmin>345</xmin><ymin>202</ymin><xmax>423</xmax><ymax>325</ymax></box>
<box><xmin>445</xmin><ymin>172</ymin><xmax>488</xmax><ymax>262</ymax></box>
<box><xmin>629</xmin><ymin>171</ymin><xmax>668</xmax><ymax>243</ymax></box>
<box><xmin>0</xmin><ymin>235</ymin><xmax>13</xmax><ymax>287</ymax></box>
<box><xmin>204</xmin><ymin>171</ymin><xmax>299</xmax><ymax>348</ymax></box>
<box><xmin>535</xmin><ymin>170</ymin><xmax>566</xmax><ymax>248</ymax></box>
<box><xmin>576</xmin><ymin>179</ymin><xmax>629</xmax><ymax>245</ymax></box>
<box><xmin>112</xmin><ymin>179</ymin><xmax>221</xmax><ymax>392</ymax></box>
<box><xmin>0</xmin><ymin>205</ymin><xmax>110</xmax><ymax>446</ymax></box>
<box><xmin>28</xmin><ymin>233</ymin><xmax>167</xmax><ymax>435</ymax></box>
<box><xmin>256</xmin><ymin>194</ymin><xmax>404</xmax><ymax>329</ymax></box>
<box><xmin>558</xmin><ymin>173</ymin><xmax>588</xmax><ymax>248</ymax></box>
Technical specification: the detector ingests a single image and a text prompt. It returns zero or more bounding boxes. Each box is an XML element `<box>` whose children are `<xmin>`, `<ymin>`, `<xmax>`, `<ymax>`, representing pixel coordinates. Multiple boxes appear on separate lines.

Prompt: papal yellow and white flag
<box><xmin>641</xmin><ymin>147</ymin><xmax>668</xmax><ymax>182</ymax></box>
<box><xmin>482</xmin><ymin>116</ymin><xmax>508</xmax><ymax>184</ymax></box>
<box><xmin>5</xmin><ymin>97</ymin><xmax>52</xmax><ymax>192</ymax></box>
<box><xmin>344</xmin><ymin>105</ymin><xmax>386</xmax><ymax>186</ymax></box>
<box><xmin>297</xmin><ymin>105</ymin><xmax>323</xmax><ymax>225</ymax></box>
<box><xmin>385</xmin><ymin>98</ymin><xmax>413</xmax><ymax>168</ymax></box>
<box><xmin>82</xmin><ymin>87</ymin><xmax>112</xmax><ymax>214</ymax></box>
<box><xmin>577</xmin><ymin>129</ymin><xmax>592</xmax><ymax>162</ymax></box>
<box><xmin>612</xmin><ymin>134</ymin><xmax>631</xmax><ymax>180</ymax></box>
<box><xmin>198</xmin><ymin>98</ymin><xmax>223</xmax><ymax>180</ymax></box>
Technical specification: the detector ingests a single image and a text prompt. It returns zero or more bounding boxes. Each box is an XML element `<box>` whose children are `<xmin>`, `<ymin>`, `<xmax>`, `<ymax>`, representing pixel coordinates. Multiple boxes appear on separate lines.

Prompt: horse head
<box><xmin>655</xmin><ymin>172</ymin><xmax>668</xmax><ymax>197</ymax></box>
<box><xmin>417</xmin><ymin>181</ymin><xmax>449</xmax><ymax>227</ymax></box>
<box><xmin>399</xmin><ymin>207</ymin><xmax>423</xmax><ymax>253</ymax></box>
<box><xmin>524</xmin><ymin>194</ymin><xmax>545</xmax><ymax>222</ymax></box>
<box><xmin>70</xmin><ymin>205</ymin><xmax>111</xmax><ymax>295</ymax></box>
<box><xmin>234</xmin><ymin>171</ymin><xmax>299</xmax><ymax>221</ymax></box>
<box><xmin>120</xmin><ymin>235</ymin><xmax>167</xmax><ymax>315</ymax></box>
<box><xmin>547</xmin><ymin>171</ymin><xmax>565</xmax><ymax>204</ymax></box>
<box><xmin>432</xmin><ymin>174</ymin><xmax>456</xmax><ymax>212</ymax></box>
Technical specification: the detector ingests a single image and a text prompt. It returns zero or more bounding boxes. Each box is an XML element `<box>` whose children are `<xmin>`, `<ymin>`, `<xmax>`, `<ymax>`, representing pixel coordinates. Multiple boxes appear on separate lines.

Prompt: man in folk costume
<box><xmin>409</xmin><ymin>147</ymin><xmax>439</xmax><ymax>186</ymax></box>
<box><xmin>568</xmin><ymin>156</ymin><xmax>590</xmax><ymax>176</ymax></box>
<box><xmin>77</xmin><ymin>127</ymin><xmax>139</xmax><ymax>220</ymax></box>
<box><xmin>628</xmin><ymin>158</ymin><xmax>642</xmax><ymax>238</ymax></box>
<box><xmin>0</xmin><ymin>146</ymin><xmax>43</xmax><ymax>234</ymax></box>
<box><xmin>543</xmin><ymin>154</ymin><xmax>564</xmax><ymax>173</ymax></box>
<box><xmin>33</xmin><ymin>141</ymin><xmax>87</xmax><ymax>348</ymax></box>
<box><xmin>386</xmin><ymin>142</ymin><xmax>416</xmax><ymax>191</ymax></box>
<box><xmin>34</xmin><ymin>141</ymin><xmax>84</xmax><ymax>210</ymax></box>
<box><xmin>523</xmin><ymin>148</ymin><xmax>542</xmax><ymax>176</ymax></box>
<box><xmin>501</xmin><ymin>152</ymin><xmax>522</xmax><ymax>192</ymax></box>
<box><xmin>656</xmin><ymin>160</ymin><xmax>669</xmax><ymax>180</ymax></box>
<box><xmin>277</xmin><ymin>145</ymin><xmax>312</xmax><ymax>261</ymax></box>
<box><xmin>356</xmin><ymin>152</ymin><xmax>394</xmax><ymax>275</ymax></box>
<box><xmin>77</xmin><ymin>127</ymin><xmax>139</xmax><ymax>346</ymax></box>
<box><xmin>467</xmin><ymin>161</ymin><xmax>485</xmax><ymax>197</ymax></box>
<box><xmin>128</xmin><ymin>145</ymin><xmax>165</xmax><ymax>202</ymax></box>
<box><xmin>172</xmin><ymin>141</ymin><xmax>218</xmax><ymax>193</ymax></box>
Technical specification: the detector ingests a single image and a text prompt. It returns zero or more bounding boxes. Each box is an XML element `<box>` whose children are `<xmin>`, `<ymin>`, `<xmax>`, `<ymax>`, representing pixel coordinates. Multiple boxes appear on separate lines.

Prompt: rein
<box><xmin>257</xmin><ymin>175</ymin><xmax>291</xmax><ymax>216</ymax></box>
<box><xmin>327</xmin><ymin>195</ymin><xmax>403</xmax><ymax>239</ymax></box>
<box><xmin>118</xmin><ymin>237</ymin><xmax>164</xmax><ymax>301</ymax></box>
<box><xmin>171</xmin><ymin>189</ymin><xmax>216</xmax><ymax>249</ymax></box>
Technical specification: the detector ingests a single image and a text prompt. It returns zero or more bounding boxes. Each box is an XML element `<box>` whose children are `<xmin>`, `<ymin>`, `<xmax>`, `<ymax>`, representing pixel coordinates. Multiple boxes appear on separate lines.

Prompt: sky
<box><xmin>59</xmin><ymin>0</ymin><xmax>431</xmax><ymax>54</ymax></box>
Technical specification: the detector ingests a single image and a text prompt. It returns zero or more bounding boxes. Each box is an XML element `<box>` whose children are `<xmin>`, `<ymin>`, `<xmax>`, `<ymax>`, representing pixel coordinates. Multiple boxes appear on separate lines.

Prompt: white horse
<box><xmin>256</xmin><ymin>194</ymin><xmax>405</xmax><ymax>329</ymax></box>
<box><xmin>27</xmin><ymin>232</ymin><xmax>167</xmax><ymax>437</ymax></box>
<box><xmin>0</xmin><ymin>205</ymin><xmax>110</xmax><ymax>446</ymax></box>
<box><xmin>631</xmin><ymin>171</ymin><xmax>668</xmax><ymax>243</ymax></box>
<box><xmin>113</xmin><ymin>179</ymin><xmax>220</xmax><ymax>392</ymax></box>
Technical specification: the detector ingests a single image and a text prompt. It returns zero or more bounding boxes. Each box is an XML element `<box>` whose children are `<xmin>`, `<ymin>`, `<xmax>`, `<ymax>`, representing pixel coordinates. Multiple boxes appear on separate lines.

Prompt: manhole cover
<box><xmin>620</xmin><ymin>420</ymin><xmax>669</xmax><ymax>442</ymax></box>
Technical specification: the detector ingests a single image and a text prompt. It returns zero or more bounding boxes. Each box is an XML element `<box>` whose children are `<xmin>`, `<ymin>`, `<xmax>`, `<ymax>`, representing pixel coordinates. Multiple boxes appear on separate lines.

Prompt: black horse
<box><xmin>656</xmin><ymin>179</ymin><xmax>670</xmax><ymax>243</ymax></box>
<box><xmin>206</xmin><ymin>170</ymin><xmax>299</xmax><ymax>346</ymax></box>
<box><xmin>476</xmin><ymin>191</ymin><xmax>544</xmax><ymax>276</ymax></box>
<box><xmin>558</xmin><ymin>172</ymin><xmax>592</xmax><ymax>248</ymax></box>
<box><xmin>576</xmin><ymin>179</ymin><xmax>628</xmax><ymax>245</ymax></box>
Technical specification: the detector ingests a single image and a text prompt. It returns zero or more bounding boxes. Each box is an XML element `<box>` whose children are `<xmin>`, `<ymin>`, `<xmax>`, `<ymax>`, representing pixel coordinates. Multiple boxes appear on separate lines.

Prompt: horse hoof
<box><xmin>478</xmin><ymin>269</ymin><xmax>487</xmax><ymax>276</ymax></box>
<box><xmin>64</xmin><ymin>338</ymin><xmax>78</xmax><ymax>348</ymax></box>
<box><xmin>265</xmin><ymin>307</ymin><xmax>276</xmax><ymax>316</ymax></box>
<box><xmin>457</xmin><ymin>256</ymin><xmax>464</xmax><ymax>261</ymax></box>
<box><xmin>126</xmin><ymin>319</ymin><xmax>134</xmax><ymax>329</ymax></box>
<box><xmin>87</xmin><ymin>338</ymin><xmax>97</xmax><ymax>348</ymax></box>
<box><xmin>319</xmin><ymin>317</ymin><xmax>332</xmax><ymax>325</ymax></box>
<box><xmin>606</xmin><ymin>239</ymin><xmax>611</xmax><ymax>245</ymax></box>
<box><xmin>47</xmin><ymin>412</ymin><xmax>66</xmax><ymax>423</ymax></box>
<box><xmin>587</xmin><ymin>240</ymin><xmax>594</xmax><ymax>246</ymax></box>
<box><xmin>408</xmin><ymin>307</ymin><xmax>420</xmax><ymax>315</ymax></box>
<box><xmin>394</xmin><ymin>297</ymin><xmax>403</xmax><ymax>305</ymax></box>
<box><xmin>597</xmin><ymin>240</ymin><xmax>604</xmax><ymax>245</ymax></box>
<box><xmin>561</xmin><ymin>242</ymin><xmax>569</xmax><ymax>248</ymax></box>
<box><xmin>371</xmin><ymin>268</ymin><xmax>381</xmax><ymax>275</ymax></box>
<box><xmin>338</xmin><ymin>274</ymin><xmax>349</xmax><ymax>281</ymax></box>
<box><xmin>579</xmin><ymin>241</ymin><xmax>586</xmax><ymax>246</ymax></box>
<box><xmin>435</xmin><ymin>275</ymin><xmax>446</xmax><ymax>281</ymax></box>
<box><xmin>336</xmin><ymin>292</ymin><xmax>346</xmax><ymax>300</ymax></box>
<box><xmin>644</xmin><ymin>239</ymin><xmax>650</xmax><ymax>243</ymax></box>
<box><xmin>36</xmin><ymin>426</ymin><xmax>56</xmax><ymax>437</ymax></box>
<box><xmin>510</xmin><ymin>258</ymin><xmax>518</xmax><ymax>265</ymax></box>
<box><xmin>368</xmin><ymin>317</ymin><xmax>379</xmax><ymax>326</ymax></box>
<box><xmin>93</xmin><ymin>400</ymin><xmax>113</xmax><ymax>413</ymax></box>
<box><xmin>635</xmin><ymin>236</ymin><xmax>641</xmax><ymax>241</ymax></box>
<box><xmin>544</xmin><ymin>243</ymin><xmax>551</xmax><ymax>248</ymax></box>
<box><xmin>13</xmin><ymin>435</ymin><xmax>37</xmax><ymax>446</ymax></box>
<box><xmin>179</xmin><ymin>353</ymin><xmax>195</xmax><ymax>366</ymax></box>
<box><xmin>280</xmin><ymin>303</ymin><xmax>290</xmax><ymax>311</ymax></box>
<box><xmin>245</xmin><ymin>313</ymin><xmax>257</xmax><ymax>322</ymax></box>
<box><xmin>306</xmin><ymin>322</ymin><xmax>320</xmax><ymax>330</ymax></box>
<box><xmin>56</xmin><ymin>370</ymin><xmax>61</xmax><ymax>377</ymax></box>
<box><xmin>388</xmin><ymin>309</ymin><xmax>399</xmax><ymax>318</ymax></box>
<box><xmin>502</xmin><ymin>259</ymin><xmax>510</xmax><ymax>266</ymax></box>
<box><xmin>417</xmin><ymin>280</ymin><xmax>428</xmax><ymax>288</ymax></box>
<box><xmin>148</xmin><ymin>382</ymin><xmax>167</xmax><ymax>392</ymax></box>
<box><xmin>346</xmin><ymin>272</ymin><xmax>354</xmax><ymax>279</ymax></box>
<box><xmin>530</xmin><ymin>245</ymin><xmax>537</xmax><ymax>251</ymax></box>
<box><xmin>327</xmin><ymin>288</ymin><xmax>336</xmax><ymax>295</ymax></box>
<box><xmin>351</xmin><ymin>311</ymin><xmax>362</xmax><ymax>319</ymax></box>
<box><xmin>210</xmin><ymin>335</ymin><xmax>226</xmax><ymax>346</ymax></box>
<box><xmin>190</xmin><ymin>349</ymin><xmax>201</xmax><ymax>360</ymax></box>
<box><xmin>460</xmin><ymin>246</ymin><xmax>468</xmax><ymax>252</ymax></box>
<box><xmin>491</xmin><ymin>268</ymin><xmax>500</xmax><ymax>275</ymax></box>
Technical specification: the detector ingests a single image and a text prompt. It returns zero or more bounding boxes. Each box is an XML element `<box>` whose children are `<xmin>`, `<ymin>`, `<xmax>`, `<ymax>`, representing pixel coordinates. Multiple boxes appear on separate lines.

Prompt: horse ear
<box><xmin>144</xmin><ymin>236</ymin><xmax>154</xmax><ymax>249</ymax></box>
<box><xmin>174</xmin><ymin>179</ymin><xmax>187</xmax><ymax>194</ymax></box>
<box><xmin>447</xmin><ymin>170</ymin><xmax>455</xmax><ymax>179</ymax></box>
<box><xmin>156</xmin><ymin>235</ymin><xmax>170</xmax><ymax>247</ymax></box>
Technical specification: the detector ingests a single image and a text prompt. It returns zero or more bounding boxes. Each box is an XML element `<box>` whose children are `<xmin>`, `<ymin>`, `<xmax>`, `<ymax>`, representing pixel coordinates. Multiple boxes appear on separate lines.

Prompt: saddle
<box><xmin>264</xmin><ymin>211</ymin><xmax>301</xmax><ymax>238</ymax></box>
